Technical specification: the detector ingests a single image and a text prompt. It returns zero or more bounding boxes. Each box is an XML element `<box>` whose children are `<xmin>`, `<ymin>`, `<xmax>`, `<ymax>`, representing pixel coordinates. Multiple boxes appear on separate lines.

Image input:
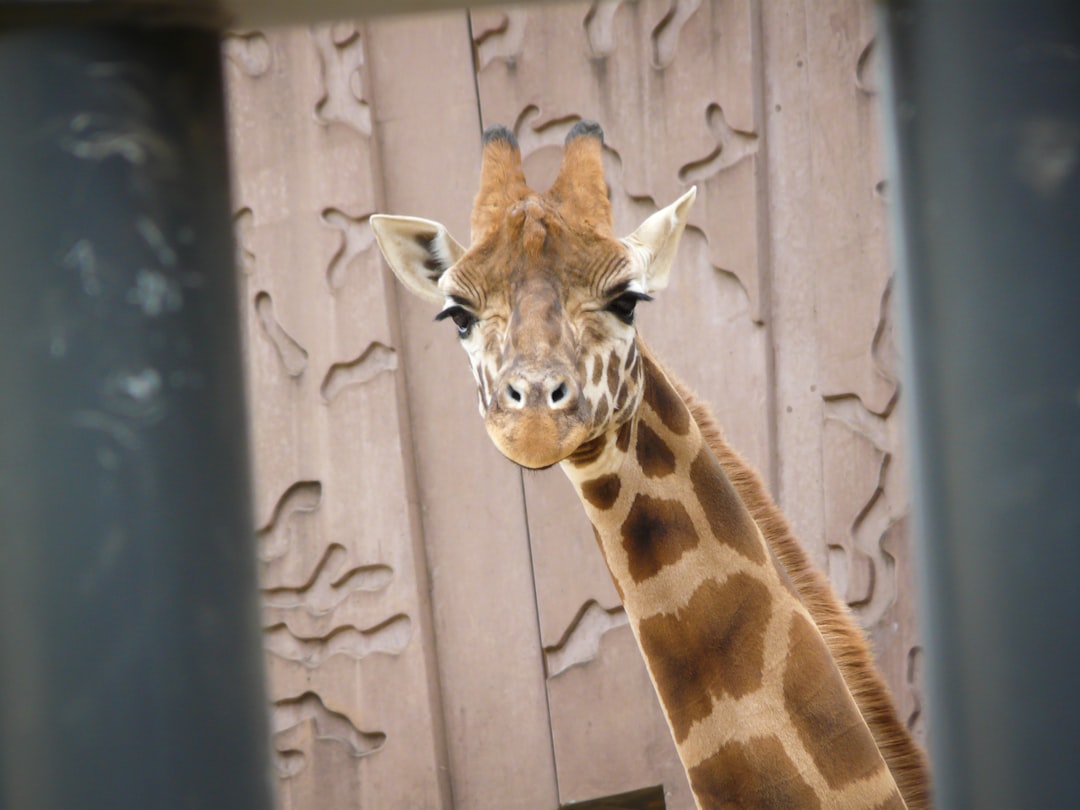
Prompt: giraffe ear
<box><xmin>622</xmin><ymin>186</ymin><xmax>697</xmax><ymax>293</ymax></box>
<box><xmin>370</xmin><ymin>214</ymin><xmax>467</xmax><ymax>305</ymax></box>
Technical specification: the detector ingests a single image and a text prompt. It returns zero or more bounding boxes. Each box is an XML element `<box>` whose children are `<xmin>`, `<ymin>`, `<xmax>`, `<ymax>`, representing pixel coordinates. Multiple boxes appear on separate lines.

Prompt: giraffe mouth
<box><xmin>485</xmin><ymin>410</ymin><xmax>592</xmax><ymax>470</ymax></box>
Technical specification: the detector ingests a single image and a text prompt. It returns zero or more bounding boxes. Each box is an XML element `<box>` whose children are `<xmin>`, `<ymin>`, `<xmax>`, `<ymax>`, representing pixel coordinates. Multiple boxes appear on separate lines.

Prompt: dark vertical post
<box><xmin>0</xmin><ymin>10</ymin><xmax>273</xmax><ymax>810</ymax></box>
<box><xmin>879</xmin><ymin>2</ymin><xmax>1080</xmax><ymax>808</ymax></box>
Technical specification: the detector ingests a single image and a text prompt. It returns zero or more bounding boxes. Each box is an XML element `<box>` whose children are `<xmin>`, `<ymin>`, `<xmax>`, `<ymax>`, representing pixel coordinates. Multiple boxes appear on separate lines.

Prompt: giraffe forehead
<box><xmin>449</xmin><ymin>199</ymin><xmax>631</xmax><ymax>311</ymax></box>
<box><xmin>504</xmin><ymin>279</ymin><xmax>564</xmax><ymax>347</ymax></box>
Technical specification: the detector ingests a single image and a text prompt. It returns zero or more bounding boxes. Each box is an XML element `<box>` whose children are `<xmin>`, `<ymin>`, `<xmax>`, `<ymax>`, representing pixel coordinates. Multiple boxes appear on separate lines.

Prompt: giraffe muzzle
<box><xmin>487</xmin><ymin>369</ymin><xmax>591</xmax><ymax>468</ymax></box>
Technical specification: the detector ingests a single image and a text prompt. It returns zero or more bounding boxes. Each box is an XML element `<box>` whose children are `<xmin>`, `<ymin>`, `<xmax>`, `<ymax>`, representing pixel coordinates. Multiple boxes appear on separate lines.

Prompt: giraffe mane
<box><xmin>650</xmin><ymin>343</ymin><xmax>932</xmax><ymax>810</ymax></box>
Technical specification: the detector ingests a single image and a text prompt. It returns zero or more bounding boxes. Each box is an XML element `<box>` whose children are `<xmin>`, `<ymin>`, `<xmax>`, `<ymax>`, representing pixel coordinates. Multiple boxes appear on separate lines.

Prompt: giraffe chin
<box><xmin>485</xmin><ymin>414</ymin><xmax>591</xmax><ymax>470</ymax></box>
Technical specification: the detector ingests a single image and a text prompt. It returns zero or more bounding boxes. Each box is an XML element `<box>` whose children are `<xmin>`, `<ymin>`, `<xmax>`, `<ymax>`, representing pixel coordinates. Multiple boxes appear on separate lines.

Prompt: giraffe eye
<box><xmin>605</xmin><ymin>291</ymin><xmax>653</xmax><ymax>325</ymax></box>
<box><xmin>435</xmin><ymin>305</ymin><xmax>478</xmax><ymax>336</ymax></box>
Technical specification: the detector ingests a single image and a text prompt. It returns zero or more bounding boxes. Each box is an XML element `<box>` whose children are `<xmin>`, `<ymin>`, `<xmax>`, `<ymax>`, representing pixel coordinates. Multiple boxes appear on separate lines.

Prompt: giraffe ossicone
<box><xmin>372</xmin><ymin>121</ymin><xmax>930</xmax><ymax>809</ymax></box>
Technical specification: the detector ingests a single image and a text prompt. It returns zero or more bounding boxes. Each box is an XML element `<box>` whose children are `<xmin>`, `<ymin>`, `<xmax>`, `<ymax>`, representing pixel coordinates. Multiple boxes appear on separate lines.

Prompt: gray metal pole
<box><xmin>0</xmin><ymin>13</ymin><xmax>272</xmax><ymax>810</ymax></box>
<box><xmin>879</xmin><ymin>2</ymin><xmax>1080</xmax><ymax>808</ymax></box>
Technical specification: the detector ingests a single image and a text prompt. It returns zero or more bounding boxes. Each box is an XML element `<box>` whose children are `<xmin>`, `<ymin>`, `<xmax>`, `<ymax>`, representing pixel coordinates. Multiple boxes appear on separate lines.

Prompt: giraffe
<box><xmin>371</xmin><ymin>121</ymin><xmax>931</xmax><ymax>809</ymax></box>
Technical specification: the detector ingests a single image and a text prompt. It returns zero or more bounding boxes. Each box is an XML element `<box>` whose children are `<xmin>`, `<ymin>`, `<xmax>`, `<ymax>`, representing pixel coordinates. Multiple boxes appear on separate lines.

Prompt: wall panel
<box><xmin>225</xmin><ymin>24</ymin><xmax>452</xmax><ymax>810</ymax></box>
<box><xmin>761</xmin><ymin>0</ymin><xmax>924</xmax><ymax>742</ymax></box>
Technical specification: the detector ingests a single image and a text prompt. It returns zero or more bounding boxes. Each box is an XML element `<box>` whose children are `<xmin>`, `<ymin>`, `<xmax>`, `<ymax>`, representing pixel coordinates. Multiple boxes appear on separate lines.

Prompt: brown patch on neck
<box><xmin>581</xmin><ymin>474</ymin><xmax>621</xmax><ymax>510</ymax></box>
<box><xmin>635</xmin><ymin>421</ymin><xmax>676</xmax><ymax>478</ymax></box>
<box><xmin>687</xmin><ymin>736</ymin><xmax>821</xmax><ymax>809</ymax></box>
<box><xmin>637</xmin><ymin>573</ymin><xmax>773</xmax><ymax>743</ymax></box>
<box><xmin>784</xmin><ymin>612</ymin><xmax>886</xmax><ymax>790</ymax></box>
<box><xmin>689</xmin><ymin>447</ymin><xmax>765</xmax><ymax>564</ymax></box>
<box><xmin>642</xmin><ymin>354</ymin><xmax>691</xmax><ymax>435</ymax></box>
<box><xmin>620</xmin><ymin>494</ymin><xmax>699</xmax><ymax>582</ymax></box>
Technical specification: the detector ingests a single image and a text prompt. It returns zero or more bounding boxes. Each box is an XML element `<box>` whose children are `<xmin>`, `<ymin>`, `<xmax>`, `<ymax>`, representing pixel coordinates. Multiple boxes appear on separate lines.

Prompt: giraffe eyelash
<box><xmin>604</xmin><ymin>290</ymin><xmax>653</xmax><ymax>325</ymax></box>
<box><xmin>435</xmin><ymin>305</ymin><xmax>479</xmax><ymax>336</ymax></box>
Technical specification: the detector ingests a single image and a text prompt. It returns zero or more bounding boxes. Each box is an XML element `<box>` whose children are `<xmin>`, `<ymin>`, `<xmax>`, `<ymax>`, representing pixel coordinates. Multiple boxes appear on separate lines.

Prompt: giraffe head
<box><xmin>372</xmin><ymin>121</ymin><xmax>695</xmax><ymax>469</ymax></box>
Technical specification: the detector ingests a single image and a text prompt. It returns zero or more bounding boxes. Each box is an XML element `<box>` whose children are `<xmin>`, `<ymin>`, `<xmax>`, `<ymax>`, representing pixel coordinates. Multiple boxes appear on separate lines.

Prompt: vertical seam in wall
<box><xmin>363</xmin><ymin>17</ymin><xmax>457</xmax><ymax>809</ymax></box>
<box><xmin>801</xmin><ymin>0</ymin><xmax>829</xmax><ymax>545</ymax></box>
<box><xmin>751</xmin><ymin>0</ymin><xmax>781</xmax><ymax>497</ymax></box>
<box><xmin>517</xmin><ymin>470</ymin><xmax>564</xmax><ymax>806</ymax></box>
<box><xmin>467</xmin><ymin>9</ymin><xmax>486</xmax><ymax>135</ymax></box>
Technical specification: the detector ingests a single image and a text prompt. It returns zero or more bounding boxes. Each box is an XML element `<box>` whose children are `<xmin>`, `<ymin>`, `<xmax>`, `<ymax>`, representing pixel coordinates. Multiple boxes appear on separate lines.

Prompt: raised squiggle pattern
<box><xmin>312</xmin><ymin>24</ymin><xmax>371</xmax><ymax>136</ymax></box>
<box><xmin>821</xmin><ymin>402</ymin><xmax>905</xmax><ymax>628</ymax></box>
<box><xmin>513</xmin><ymin>106</ymin><xmax>582</xmax><ymax>156</ymax></box>
<box><xmin>255</xmin><ymin>291</ymin><xmax>309</xmax><ymax>377</ymax></box>
<box><xmin>844</xmin><ymin>453</ymin><xmax>890</xmax><ymax>608</ymax></box>
<box><xmin>271</xmin><ymin>737</ymin><xmax>306</xmax><ymax>778</ymax></box>
<box><xmin>258</xmin><ymin>480</ymin><xmax>322</xmax><ymax>563</ymax></box>
<box><xmin>263</xmin><ymin>542</ymin><xmax>393</xmax><ymax>612</ymax></box>
<box><xmin>472</xmin><ymin>8</ymin><xmax>528</xmax><ymax>70</ymax></box>
<box><xmin>651</xmin><ymin>0</ymin><xmax>703</xmax><ymax>69</ymax></box>
<box><xmin>868</xmin><ymin>278</ymin><xmax>901</xmax><ymax>417</ymax></box>
<box><xmin>545</xmin><ymin>600</ymin><xmax>628</xmax><ymax>677</ymax></box>
<box><xmin>320</xmin><ymin>208</ymin><xmax>375</xmax><ymax>290</ymax></box>
<box><xmin>584</xmin><ymin>0</ymin><xmax>629</xmax><ymax>58</ymax></box>
<box><xmin>272</xmin><ymin>692</ymin><xmax>385</xmax><ymax>778</ymax></box>
<box><xmin>855</xmin><ymin>37</ymin><xmax>878</xmax><ymax>95</ymax></box>
<box><xmin>851</xmin><ymin>465</ymin><xmax>904</xmax><ymax>628</ymax></box>
<box><xmin>822</xmin><ymin>279</ymin><xmax>900</xmax><ymax>418</ymax></box>
<box><xmin>678</xmin><ymin>104</ymin><xmax>758</xmax><ymax>184</ymax></box>
<box><xmin>265</xmin><ymin>614</ymin><xmax>412</xmax><ymax>666</ymax></box>
<box><xmin>907</xmin><ymin>645</ymin><xmax>925</xmax><ymax>738</ymax></box>
<box><xmin>233</xmin><ymin>208</ymin><xmax>255</xmax><ymax>276</ymax></box>
<box><xmin>512</xmin><ymin>107</ymin><xmax>669</xmax><ymax>214</ymax></box>
<box><xmin>321</xmin><ymin>342</ymin><xmax>398</xmax><ymax>402</ymax></box>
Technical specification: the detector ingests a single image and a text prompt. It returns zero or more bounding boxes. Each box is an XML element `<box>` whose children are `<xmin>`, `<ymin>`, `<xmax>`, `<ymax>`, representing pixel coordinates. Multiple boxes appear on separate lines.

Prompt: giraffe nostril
<box><xmin>501</xmin><ymin>375</ymin><xmax>576</xmax><ymax>410</ymax></box>
<box><xmin>547</xmin><ymin>378</ymin><xmax>579</xmax><ymax>410</ymax></box>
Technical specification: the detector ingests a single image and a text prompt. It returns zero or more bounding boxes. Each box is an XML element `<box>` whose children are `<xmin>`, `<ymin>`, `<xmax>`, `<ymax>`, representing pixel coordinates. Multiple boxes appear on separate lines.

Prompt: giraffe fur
<box><xmin>671</xmin><ymin>369</ymin><xmax>931</xmax><ymax>809</ymax></box>
<box><xmin>562</xmin><ymin>347</ymin><xmax>910</xmax><ymax>808</ymax></box>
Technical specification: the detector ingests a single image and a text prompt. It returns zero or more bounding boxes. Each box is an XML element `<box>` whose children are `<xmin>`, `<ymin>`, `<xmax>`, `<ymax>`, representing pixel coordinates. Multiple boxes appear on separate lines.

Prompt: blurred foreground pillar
<box><xmin>880</xmin><ymin>2</ymin><xmax>1080</xmax><ymax>808</ymax></box>
<box><xmin>0</xmin><ymin>7</ymin><xmax>273</xmax><ymax>809</ymax></box>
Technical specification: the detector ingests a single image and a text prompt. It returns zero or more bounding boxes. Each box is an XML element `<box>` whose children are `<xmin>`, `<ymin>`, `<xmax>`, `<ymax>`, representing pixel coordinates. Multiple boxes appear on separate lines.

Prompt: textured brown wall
<box><xmin>224</xmin><ymin>2</ymin><xmax>924</xmax><ymax>808</ymax></box>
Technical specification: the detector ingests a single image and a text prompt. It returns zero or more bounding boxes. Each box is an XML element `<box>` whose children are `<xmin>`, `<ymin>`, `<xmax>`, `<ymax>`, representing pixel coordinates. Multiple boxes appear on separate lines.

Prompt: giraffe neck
<box><xmin>561</xmin><ymin>344</ymin><xmax>906</xmax><ymax>809</ymax></box>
